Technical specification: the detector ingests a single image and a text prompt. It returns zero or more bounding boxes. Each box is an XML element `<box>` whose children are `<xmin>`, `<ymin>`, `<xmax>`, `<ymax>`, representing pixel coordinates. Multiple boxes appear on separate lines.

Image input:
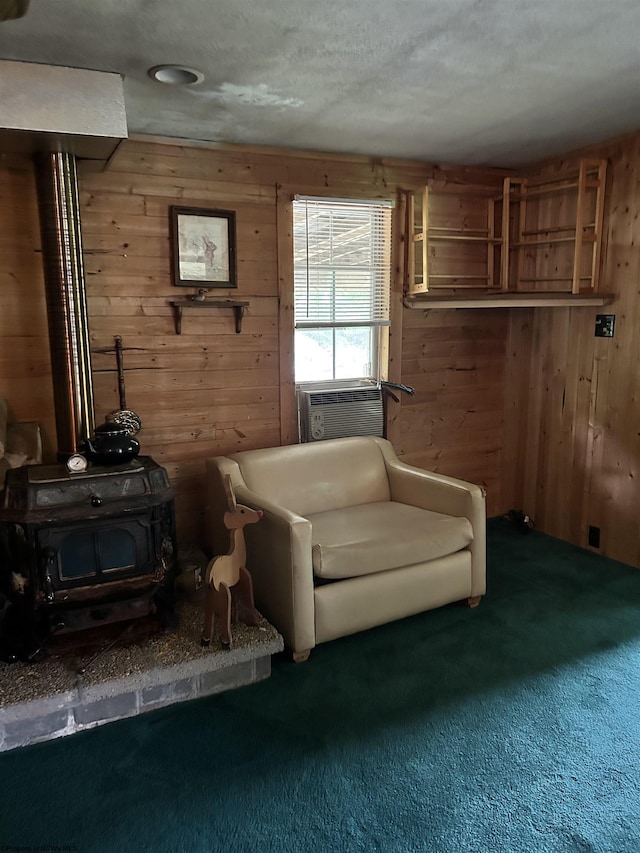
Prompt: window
<box><xmin>293</xmin><ymin>197</ymin><xmax>393</xmax><ymax>383</ymax></box>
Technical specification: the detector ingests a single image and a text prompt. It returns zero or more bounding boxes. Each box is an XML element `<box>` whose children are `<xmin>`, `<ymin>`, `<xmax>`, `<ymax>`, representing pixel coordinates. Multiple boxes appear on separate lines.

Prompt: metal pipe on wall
<box><xmin>33</xmin><ymin>151</ymin><xmax>95</xmax><ymax>456</ymax></box>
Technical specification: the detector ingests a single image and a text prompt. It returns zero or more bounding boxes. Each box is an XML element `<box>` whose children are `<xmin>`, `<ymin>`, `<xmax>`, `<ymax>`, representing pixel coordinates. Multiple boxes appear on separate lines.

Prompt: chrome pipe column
<box><xmin>34</xmin><ymin>151</ymin><xmax>95</xmax><ymax>456</ymax></box>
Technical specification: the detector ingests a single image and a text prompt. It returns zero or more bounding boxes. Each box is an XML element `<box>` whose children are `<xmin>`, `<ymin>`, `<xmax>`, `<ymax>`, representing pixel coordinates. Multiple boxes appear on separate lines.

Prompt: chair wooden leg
<box><xmin>467</xmin><ymin>595</ymin><xmax>482</xmax><ymax>609</ymax></box>
<box><xmin>291</xmin><ymin>649</ymin><xmax>311</xmax><ymax>663</ymax></box>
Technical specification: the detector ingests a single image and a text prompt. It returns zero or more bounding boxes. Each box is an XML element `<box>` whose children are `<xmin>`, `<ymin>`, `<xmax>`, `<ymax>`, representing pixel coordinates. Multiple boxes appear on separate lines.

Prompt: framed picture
<box><xmin>170</xmin><ymin>206</ymin><xmax>237</xmax><ymax>288</ymax></box>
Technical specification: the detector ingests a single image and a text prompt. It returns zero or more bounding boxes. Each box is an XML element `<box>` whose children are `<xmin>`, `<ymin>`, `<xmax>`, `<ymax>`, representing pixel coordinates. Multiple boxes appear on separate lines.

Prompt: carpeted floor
<box><xmin>2</xmin><ymin>518</ymin><xmax>640</xmax><ymax>853</ymax></box>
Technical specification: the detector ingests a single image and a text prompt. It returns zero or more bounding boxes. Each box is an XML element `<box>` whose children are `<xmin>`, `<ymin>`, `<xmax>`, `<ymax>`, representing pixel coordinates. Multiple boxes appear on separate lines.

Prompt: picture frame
<box><xmin>170</xmin><ymin>206</ymin><xmax>237</xmax><ymax>288</ymax></box>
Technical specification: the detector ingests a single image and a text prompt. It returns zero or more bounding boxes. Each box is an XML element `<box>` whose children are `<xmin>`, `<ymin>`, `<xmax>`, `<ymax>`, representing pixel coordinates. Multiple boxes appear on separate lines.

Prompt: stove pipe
<box><xmin>34</xmin><ymin>151</ymin><xmax>95</xmax><ymax>456</ymax></box>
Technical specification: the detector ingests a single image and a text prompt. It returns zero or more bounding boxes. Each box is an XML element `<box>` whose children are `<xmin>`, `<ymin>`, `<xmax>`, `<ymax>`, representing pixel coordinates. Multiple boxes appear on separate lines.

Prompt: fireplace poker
<box><xmin>92</xmin><ymin>336</ymin><xmax>142</xmax><ymax>436</ymax></box>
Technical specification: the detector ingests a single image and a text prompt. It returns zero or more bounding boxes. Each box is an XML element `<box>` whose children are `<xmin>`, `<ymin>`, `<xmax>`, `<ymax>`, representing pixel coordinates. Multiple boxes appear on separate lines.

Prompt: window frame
<box><xmin>292</xmin><ymin>195</ymin><xmax>393</xmax><ymax>387</ymax></box>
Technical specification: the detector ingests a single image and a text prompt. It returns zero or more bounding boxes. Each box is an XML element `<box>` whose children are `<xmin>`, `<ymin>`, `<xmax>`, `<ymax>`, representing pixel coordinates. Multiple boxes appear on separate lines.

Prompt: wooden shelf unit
<box><xmin>407</xmin><ymin>184</ymin><xmax>506</xmax><ymax>294</ymax></box>
<box><xmin>504</xmin><ymin>159</ymin><xmax>607</xmax><ymax>295</ymax></box>
<box><xmin>407</xmin><ymin>158</ymin><xmax>608</xmax><ymax>302</ymax></box>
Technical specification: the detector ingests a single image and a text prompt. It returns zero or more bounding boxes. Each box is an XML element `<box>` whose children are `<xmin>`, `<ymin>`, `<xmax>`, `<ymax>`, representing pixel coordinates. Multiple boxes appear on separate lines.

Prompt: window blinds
<box><xmin>293</xmin><ymin>197</ymin><xmax>392</xmax><ymax>329</ymax></box>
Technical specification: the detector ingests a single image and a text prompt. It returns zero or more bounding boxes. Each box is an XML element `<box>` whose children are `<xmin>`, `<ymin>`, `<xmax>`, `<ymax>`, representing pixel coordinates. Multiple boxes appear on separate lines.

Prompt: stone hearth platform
<box><xmin>0</xmin><ymin>594</ymin><xmax>283</xmax><ymax>753</ymax></box>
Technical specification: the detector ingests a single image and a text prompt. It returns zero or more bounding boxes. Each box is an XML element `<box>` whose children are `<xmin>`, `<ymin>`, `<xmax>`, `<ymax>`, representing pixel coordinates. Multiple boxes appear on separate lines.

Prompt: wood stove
<box><xmin>0</xmin><ymin>457</ymin><xmax>177</xmax><ymax>662</ymax></box>
<box><xmin>0</xmin><ymin>152</ymin><xmax>179</xmax><ymax>663</ymax></box>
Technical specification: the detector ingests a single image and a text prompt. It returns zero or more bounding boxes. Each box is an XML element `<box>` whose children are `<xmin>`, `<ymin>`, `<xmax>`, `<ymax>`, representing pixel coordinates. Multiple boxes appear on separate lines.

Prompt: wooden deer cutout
<box><xmin>201</xmin><ymin>475</ymin><xmax>262</xmax><ymax>649</ymax></box>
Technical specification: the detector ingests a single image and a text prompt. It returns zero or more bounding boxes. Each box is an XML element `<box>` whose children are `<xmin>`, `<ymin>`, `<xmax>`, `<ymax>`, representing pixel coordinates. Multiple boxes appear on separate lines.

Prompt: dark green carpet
<box><xmin>2</xmin><ymin>519</ymin><xmax>640</xmax><ymax>853</ymax></box>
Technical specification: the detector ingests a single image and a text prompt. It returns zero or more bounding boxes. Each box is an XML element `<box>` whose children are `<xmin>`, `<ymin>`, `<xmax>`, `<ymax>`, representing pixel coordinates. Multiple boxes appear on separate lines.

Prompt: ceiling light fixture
<box><xmin>148</xmin><ymin>65</ymin><xmax>204</xmax><ymax>86</ymax></box>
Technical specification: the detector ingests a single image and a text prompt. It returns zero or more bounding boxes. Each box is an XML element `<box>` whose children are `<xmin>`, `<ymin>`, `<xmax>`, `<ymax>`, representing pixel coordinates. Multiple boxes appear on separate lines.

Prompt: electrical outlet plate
<box><xmin>595</xmin><ymin>314</ymin><xmax>615</xmax><ymax>337</ymax></box>
<box><xmin>588</xmin><ymin>525</ymin><xmax>601</xmax><ymax>548</ymax></box>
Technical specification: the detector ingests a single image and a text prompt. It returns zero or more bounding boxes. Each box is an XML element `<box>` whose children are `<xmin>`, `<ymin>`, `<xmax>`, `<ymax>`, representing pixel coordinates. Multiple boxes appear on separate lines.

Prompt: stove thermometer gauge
<box><xmin>66</xmin><ymin>453</ymin><xmax>88</xmax><ymax>474</ymax></box>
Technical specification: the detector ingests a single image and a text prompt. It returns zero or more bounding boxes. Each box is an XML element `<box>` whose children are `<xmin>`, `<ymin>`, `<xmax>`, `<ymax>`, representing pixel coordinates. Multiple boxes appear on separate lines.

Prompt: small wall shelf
<box><xmin>404</xmin><ymin>292</ymin><xmax>613</xmax><ymax>310</ymax></box>
<box><xmin>169</xmin><ymin>298</ymin><xmax>250</xmax><ymax>334</ymax></box>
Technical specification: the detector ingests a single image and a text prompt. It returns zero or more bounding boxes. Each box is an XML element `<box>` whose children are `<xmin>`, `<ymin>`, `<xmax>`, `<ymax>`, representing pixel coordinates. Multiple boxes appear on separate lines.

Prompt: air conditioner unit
<box><xmin>298</xmin><ymin>384</ymin><xmax>384</xmax><ymax>442</ymax></box>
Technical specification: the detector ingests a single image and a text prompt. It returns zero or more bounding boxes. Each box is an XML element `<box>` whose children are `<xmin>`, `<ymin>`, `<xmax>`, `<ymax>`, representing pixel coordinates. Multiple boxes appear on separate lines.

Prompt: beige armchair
<box><xmin>205</xmin><ymin>436</ymin><xmax>486</xmax><ymax>660</ymax></box>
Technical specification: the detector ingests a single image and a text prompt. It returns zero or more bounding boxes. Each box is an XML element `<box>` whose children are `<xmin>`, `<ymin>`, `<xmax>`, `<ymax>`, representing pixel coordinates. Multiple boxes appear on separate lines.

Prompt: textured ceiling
<box><xmin>0</xmin><ymin>0</ymin><xmax>639</xmax><ymax>166</ymax></box>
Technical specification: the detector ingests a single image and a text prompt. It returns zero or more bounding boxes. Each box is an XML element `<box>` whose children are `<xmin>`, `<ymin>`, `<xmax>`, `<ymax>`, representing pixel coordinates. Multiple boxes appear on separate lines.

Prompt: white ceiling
<box><xmin>1</xmin><ymin>0</ymin><xmax>639</xmax><ymax>167</ymax></box>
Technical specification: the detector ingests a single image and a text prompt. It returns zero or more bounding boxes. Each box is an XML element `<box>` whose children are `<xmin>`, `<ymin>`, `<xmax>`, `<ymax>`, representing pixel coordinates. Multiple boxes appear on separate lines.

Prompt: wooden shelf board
<box><xmin>510</xmin><ymin>179</ymin><xmax>602</xmax><ymax>201</ymax></box>
<box><xmin>428</xmin><ymin>274</ymin><xmax>491</xmax><ymax>280</ymax></box>
<box><xmin>510</xmin><ymin>233</ymin><xmax>596</xmax><ymax>248</ymax></box>
<box><xmin>510</xmin><ymin>183</ymin><xmax>579</xmax><ymax>199</ymax></box>
<box><xmin>516</xmin><ymin>166</ymin><xmax>601</xmax><ymax>191</ymax></box>
<box><xmin>522</xmin><ymin>223</ymin><xmax>595</xmax><ymax>236</ymax></box>
<box><xmin>429</xmin><ymin>227</ymin><xmax>490</xmax><ymax>234</ymax></box>
<box><xmin>404</xmin><ymin>292</ymin><xmax>613</xmax><ymax>310</ymax></box>
<box><xmin>169</xmin><ymin>297</ymin><xmax>250</xmax><ymax>334</ymax></box>
<box><xmin>428</xmin><ymin>235</ymin><xmax>502</xmax><ymax>243</ymax></box>
<box><xmin>518</xmin><ymin>276</ymin><xmax>591</xmax><ymax>282</ymax></box>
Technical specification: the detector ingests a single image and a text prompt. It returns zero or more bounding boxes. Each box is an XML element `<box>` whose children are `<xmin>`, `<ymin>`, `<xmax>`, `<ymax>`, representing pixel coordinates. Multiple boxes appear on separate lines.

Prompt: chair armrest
<box><xmin>233</xmin><ymin>484</ymin><xmax>315</xmax><ymax>654</ymax></box>
<box><xmin>385</xmin><ymin>457</ymin><xmax>485</xmax><ymax>516</ymax></box>
<box><xmin>381</xmin><ymin>450</ymin><xmax>486</xmax><ymax>598</ymax></box>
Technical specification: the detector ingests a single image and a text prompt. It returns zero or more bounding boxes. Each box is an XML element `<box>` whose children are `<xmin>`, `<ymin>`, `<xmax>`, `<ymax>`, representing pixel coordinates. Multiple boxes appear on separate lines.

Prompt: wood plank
<box><xmin>98</xmin><ymin>402</ymin><xmax>279</xmax><ymax>432</ymax></box>
<box><xmin>103</xmin><ymin>383</ymin><xmax>279</xmax><ymax>410</ymax></box>
<box><xmin>91</xmin><ymin>347</ymin><xmax>277</xmax><ymax>372</ymax></box>
<box><xmin>146</xmin><ymin>428</ymin><xmax>281</xmax><ymax>464</ymax></box>
<box><xmin>276</xmin><ymin>185</ymin><xmax>294</xmax><ymax>445</ymax></box>
<box><xmin>93</xmin><ymin>366</ymin><xmax>279</xmax><ymax>393</ymax></box>
<box><xmin>81</xmin><ymin>170</ymin><xmax>277</xmax><ymax>205</ymax></box>
<box><xmin>86</xmin><ymin>295</ymin><xmax>277</xmax><ymax>318</ymax></box>
<box><xmin>89</xmin><ymin>331</ymin><xmax>279</xmax><ymax>352</ymax></box>
<box><xmin>563</xmin><ymin>307</ymin><xmax>596</xmax><ymax>546</ymax></box>
<box><xmin>86</xmin><ymin>313</ymin><xmax>277</xmax><ymax>337</ymax></box>
<box><xmin>385</xmin><ymin>190</ymin><xmax>408</xmax><ymax>443</ymax></box>
<box><xmin>139</xmin><ymin>418</ymin><xmax>280</xmax><ymax>446</ymax></box>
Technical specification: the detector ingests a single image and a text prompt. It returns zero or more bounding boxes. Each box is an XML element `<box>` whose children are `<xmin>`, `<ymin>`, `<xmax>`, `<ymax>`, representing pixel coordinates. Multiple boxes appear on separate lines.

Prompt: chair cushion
<box><xmin>308</xmin><ymin>501</ymin><xmax>474</xmax><ymax>580</ymax></box>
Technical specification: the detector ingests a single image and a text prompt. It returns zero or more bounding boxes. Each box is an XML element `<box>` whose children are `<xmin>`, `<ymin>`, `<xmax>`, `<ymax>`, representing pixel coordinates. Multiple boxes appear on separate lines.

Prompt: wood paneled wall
<box><xmin>3</xmin><ymin>131</ymin><xmax>639</xmax><ymax>565</ymax></box>
<box><xmin>395</xmin><ymin>306</ymin><xmax>508</xmax><ymax>506</ymax></box>
<box><xmin>0</xmin><ymin>136</ymin><xmax>525</xmax><ymax>544</ymax></box>
<box><xmin>502</xmin><ymin>131</ymin><xmax>640</xmax><ymax>567</ymax></box>
<box><xmin>79</xmin><ymin>140</ymin><xmax>285</xmax><ymax>540</ymax></box>
<box><xmin>0</xmin><ymin>155</ymin><xmax>56</xmax><ymax>460</ymax></box>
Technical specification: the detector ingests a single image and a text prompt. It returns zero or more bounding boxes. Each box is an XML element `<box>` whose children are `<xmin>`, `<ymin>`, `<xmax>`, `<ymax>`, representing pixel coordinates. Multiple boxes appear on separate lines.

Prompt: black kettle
<box><xmin>83</xmin><ymin>420</ymin><xmax>140</xmax><ymax>466</ymax></box>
